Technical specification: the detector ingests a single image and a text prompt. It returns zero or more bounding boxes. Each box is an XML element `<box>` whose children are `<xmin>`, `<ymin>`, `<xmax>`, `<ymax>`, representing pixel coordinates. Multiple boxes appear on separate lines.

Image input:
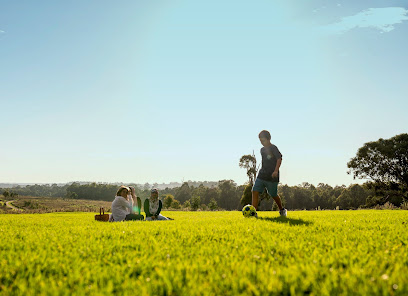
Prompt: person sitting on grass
<box><xmin>110</xmin><ymin>186</ymin><xmax>144</xmax><ymax>222</ymax></box>
<box><xmin>144</xmin><ymin>188</ymin><xmax>170</xmax><ymax>221</ymax></box>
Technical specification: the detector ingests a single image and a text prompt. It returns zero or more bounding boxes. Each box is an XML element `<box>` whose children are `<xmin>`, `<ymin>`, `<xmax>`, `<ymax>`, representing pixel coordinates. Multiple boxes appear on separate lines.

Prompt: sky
<box><xmin>1</xmin><ymin>0</ymin><xmax>407</xmax><ymax>186</ymax></box>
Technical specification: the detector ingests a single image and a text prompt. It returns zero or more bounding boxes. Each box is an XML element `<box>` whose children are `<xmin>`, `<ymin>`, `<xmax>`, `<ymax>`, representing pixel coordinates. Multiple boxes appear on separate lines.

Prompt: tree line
<box><xmin>1</xmin><ymin>180</ymin><xmax>406</xmax><ymax>211</ymax></box>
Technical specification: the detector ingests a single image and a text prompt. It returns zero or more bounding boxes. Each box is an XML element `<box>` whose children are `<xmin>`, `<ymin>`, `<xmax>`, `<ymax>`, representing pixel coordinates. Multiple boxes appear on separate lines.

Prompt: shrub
<box><xmin>172</xmin><ymin>200</ymin><xmax>181</xmax><ymax>209</ymax></box>
<box><xmin>208</xmin><ymin>198</ymin><xmax>218</xmax><ymax>211</ymax></box>
<box><xmin>191</xmin><ymin>196</ymin><xmax>201</xmax><ymax>211</ymax></box>
<box><xmin>183</xmin><ymin>200</ymin><xmax>191</xmax><ymax>210</ymax></box>
<box><xmin>382</xmin><ymin>202</ymin><xmax>397</xmax><ymax>210</ymax></box>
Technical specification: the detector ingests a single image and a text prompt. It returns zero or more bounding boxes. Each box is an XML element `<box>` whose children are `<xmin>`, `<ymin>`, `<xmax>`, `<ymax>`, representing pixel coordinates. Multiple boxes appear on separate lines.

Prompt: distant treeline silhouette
<box><xmin>1</xmin><ymin>180</ymin><xmax>406</xmax><ymax>210</ymax></box>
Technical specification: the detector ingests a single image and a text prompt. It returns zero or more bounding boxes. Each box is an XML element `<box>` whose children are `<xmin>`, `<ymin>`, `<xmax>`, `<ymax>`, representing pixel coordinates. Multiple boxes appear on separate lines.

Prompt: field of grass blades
<box><xmin>0</xmin><ymin>210</ymin><xmax>407</xmax><ymax>295</ymax></box>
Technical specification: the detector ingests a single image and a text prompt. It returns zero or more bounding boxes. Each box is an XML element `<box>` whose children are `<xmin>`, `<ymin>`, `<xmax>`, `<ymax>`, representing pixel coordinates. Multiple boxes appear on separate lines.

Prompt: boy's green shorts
<box><xmin>252</xmin><ymin>178</ymin><xmax>278</xmax><ymax>197</ymax></box>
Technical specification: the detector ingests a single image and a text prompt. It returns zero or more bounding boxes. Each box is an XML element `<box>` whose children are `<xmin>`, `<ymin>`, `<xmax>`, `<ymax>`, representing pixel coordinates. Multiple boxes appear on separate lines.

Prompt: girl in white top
<box><xmin>110</xmin><ymin>186</ymin><xmax>143</xmax><ymax>222</ymax></box>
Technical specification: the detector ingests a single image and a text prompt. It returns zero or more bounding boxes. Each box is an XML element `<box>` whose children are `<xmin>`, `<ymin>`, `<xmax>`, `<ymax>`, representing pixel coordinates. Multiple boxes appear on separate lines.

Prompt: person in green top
<box><xmin>144</xmin><ymin>188</ymin><xmax>170</xmax><ymax>221</ymax></box>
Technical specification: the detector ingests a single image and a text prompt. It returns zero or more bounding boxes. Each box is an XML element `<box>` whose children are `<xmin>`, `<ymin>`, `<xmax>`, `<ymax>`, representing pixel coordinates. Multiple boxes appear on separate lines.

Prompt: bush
<box><xmin>163</xmin><ymin>194</ymin><xmax>177</xmax><ymax>209</ymax></box>
<box><xmin>240</xmin><ymin>184</ymin><xmax>252</xmax><ymax>206</ymax></box>
<box><xmin>172</xmin><ymin>200</ymin><xmax>181</xmax><ymax>209</ymax></box>
<box><xmin>183</xmin><ymin>200</ymin><xmax>191</xmax><ymax>210</ymax></box>
<box><xmin>191</xmin><ymin>196</ymin><xmax>201</xmax><ymax>211</ymax></box>
<box><xmin>374</xmin><ymin>202</ymin><xmax>397</xmax><ymax>210</ymax></box>
<box><xmin>208</xmin><ymin>198</ymin><xmax>218</xmax><ymax>211</ymax></box>
<box><xmin>382</xmin><ymin>202</ymin><xmax>397</xmax><ymax>210</ymax></box>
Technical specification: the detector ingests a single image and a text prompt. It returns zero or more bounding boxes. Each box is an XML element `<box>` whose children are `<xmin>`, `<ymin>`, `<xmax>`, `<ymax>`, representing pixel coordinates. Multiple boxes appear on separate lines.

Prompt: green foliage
<box><xmin>218</xmin><ymin>180</ymin><xmax>240</xmax><ymax>210</ymax></box>
<box><xmin>347</xmin><ymin>133</ymin><xmax>408</xmax><ymax>188</ymax></box>
<box><xmin>2</xmin><ymin>179</ymin><xmax>402</xmax><ymax>211</ymax></box>
<box><xmin>175</xmin><ymin>183</ymin><xmax>192</xmax><ymax>204</ymax></box>
<box><xmin>336</xmin><ymin>184</ymin><xmax>370</xmax><ymax>209</ymax></box>
<box><xmin>172</xmin><ymin>200</ymin><xmax>181</xmax><ymax>209</ymax></box>
<box><xmin>183</xmin><ymin>200</ymin><xmax>191</xmax><ymax>210</ymax></box>
<box><xmin>239</xmin><ymin>152</ymin><xmax>258</xmax><ymax>184</ymax></box>
<box><xmin>240</xmin><ymin>184</ymin><xmax>252</xmax><ymax>206</ymax></box>
<box><xmin>68</xmin><ymin>192</ymin><xmax>78</xmax><ymax>199</ymax></box>
<box><xmin>66</xmin><ymin>182</ymin><xmax>119</xmax><ymax>201</ymax></box>
<box><xmin>208</xmin><ymin>198</ymin><xmax>218</xmax><ymax>210</ymax></box>
<box><xmin>363</xmin><ymin>181</ymin><xmax>407</xmax><ymax>205</ymax></box>
<box><xmin>163</xmin><ymin>194</ymin><xmax>176</xmax><ymax>209</ymax></box>
<box><xmin>1</xmin><ymin>184</ymin><xmax>69</xmax><ymax>198</ymax></box>
<box><xmin>0</xmin><ymin>211</ymin><xmax>407</xmax><ymax>295</ymax></box>
<box><xmin>190</xmin><ymin>196</ymin><xmax>201</xmax><ymax>211</ymax></box>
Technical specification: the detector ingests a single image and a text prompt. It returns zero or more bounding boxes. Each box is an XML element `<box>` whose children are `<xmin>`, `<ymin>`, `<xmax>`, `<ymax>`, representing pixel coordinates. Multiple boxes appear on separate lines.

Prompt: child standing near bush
<box><xmin>252</xmin><ymin>130</ymin><xmax>287</xmax><ymax>217</ymax></box>
<box><xmin>144</xmin><ymin>188</ymin><xmax>170</xmax><ymax>221</ymax></box>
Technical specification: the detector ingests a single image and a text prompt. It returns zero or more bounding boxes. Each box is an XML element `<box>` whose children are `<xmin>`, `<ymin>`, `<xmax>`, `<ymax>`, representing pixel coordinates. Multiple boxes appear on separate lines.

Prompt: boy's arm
<box><xmin>272</xmin><ymin>158</ymin><xmax>282</xmax><ymax>178</ymax></box>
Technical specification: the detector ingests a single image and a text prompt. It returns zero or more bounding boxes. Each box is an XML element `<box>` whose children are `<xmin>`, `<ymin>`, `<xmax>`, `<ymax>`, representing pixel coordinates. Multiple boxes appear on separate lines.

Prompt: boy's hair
<box><xmin>258</xmin><ymin>130</ymin><xmax>271</xmax><ymax>140</ymax></box>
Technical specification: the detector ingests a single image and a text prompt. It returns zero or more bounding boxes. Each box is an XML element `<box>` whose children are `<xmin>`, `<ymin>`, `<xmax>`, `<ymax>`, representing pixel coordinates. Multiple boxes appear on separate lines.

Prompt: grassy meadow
<box><xmin>0</xmin><ymin>196</ymin><xmax>112</xmax><ymax>214</ymax></box>
<box><xmin>0</xmin><ymin>210</ymin><xmax>407</xmax><ymax>295</ymax></box>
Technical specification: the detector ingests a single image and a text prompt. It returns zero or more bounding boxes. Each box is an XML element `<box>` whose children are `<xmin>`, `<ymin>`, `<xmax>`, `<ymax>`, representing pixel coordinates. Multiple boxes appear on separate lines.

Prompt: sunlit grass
<box><xmin>0</xmin><ymin>210</ymin><xmax>407</xmax><ymax>295</ymax></box>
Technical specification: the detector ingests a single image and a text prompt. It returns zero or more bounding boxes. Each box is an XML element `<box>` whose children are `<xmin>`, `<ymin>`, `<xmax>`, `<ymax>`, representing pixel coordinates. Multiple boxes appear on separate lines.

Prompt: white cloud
<box><xmin>324</xmin><ymin>7</ymin><xmax>408</xmax><ymax>34</ymax></box>
<box><xmin>0</xmin><ymin>30</ymin><xmax>5</xmax><ymax>34</ymax></box>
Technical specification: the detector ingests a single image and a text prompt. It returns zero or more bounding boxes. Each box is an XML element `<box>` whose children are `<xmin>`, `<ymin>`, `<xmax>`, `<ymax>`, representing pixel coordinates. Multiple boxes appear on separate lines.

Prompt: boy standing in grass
<box><xmin>252</xmin><ymin>130</ymin><xmax>287</xmax><ymax>217</ymax></box>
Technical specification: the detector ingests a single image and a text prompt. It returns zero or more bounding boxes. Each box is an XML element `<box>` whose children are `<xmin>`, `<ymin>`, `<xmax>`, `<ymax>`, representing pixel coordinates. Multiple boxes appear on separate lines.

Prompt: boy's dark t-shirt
<box><xmin>257</xmin><ymin>144</ymin><xmax>283</xmax><ymax>182</ymax></box>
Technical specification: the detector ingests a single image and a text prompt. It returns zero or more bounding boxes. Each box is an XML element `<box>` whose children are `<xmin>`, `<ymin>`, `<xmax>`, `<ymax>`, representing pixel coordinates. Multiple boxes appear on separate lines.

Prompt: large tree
<box><xmin>347</xmin><ymin>133</ymin><xmax>408</xmax><ymax>199</ymax></box>
<box><xmin>239</xmin><ymin>152</ymin><xmax>258</xmax><ymax>184</ymax></box>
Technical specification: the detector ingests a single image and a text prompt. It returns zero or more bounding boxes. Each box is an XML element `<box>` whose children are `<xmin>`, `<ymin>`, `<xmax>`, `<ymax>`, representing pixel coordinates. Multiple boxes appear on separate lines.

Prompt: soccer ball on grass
<box><xmin>242</xmin><ymin>204</ymin><xmax>257</xmax><ymax>218</ymax></box>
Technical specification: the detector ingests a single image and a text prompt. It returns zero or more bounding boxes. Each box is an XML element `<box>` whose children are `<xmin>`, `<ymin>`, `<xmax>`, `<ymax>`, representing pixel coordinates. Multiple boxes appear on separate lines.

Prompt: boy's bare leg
<box><xmin>252</xmin><ymin>191</ymin><xmax>260</xmax><ymax>210</ymax></box>
<box><xmin>272</xmin><ymin>195</ymin><xmax>283</xmax><ymax>210</ymax></box>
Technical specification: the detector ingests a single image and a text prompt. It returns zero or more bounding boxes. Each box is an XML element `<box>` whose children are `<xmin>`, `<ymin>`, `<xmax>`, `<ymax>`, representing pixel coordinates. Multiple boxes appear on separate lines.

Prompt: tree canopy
<box><xmin>239</xmin><ymin>152</ymin><xmax>258</xmax><ymax>184</ymax></box>
<box><xmin>347</xmin><ymin>133</ymin><xmax>408</xmax><ymax>190</ymax></box>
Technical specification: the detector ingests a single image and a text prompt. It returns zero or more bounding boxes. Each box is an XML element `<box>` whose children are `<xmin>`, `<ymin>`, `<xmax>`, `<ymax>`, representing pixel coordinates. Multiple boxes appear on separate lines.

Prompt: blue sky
<box><xmin>1</xmin><ymin>0</ymin><xmax>407</xmax><ymax>186</ymax></box>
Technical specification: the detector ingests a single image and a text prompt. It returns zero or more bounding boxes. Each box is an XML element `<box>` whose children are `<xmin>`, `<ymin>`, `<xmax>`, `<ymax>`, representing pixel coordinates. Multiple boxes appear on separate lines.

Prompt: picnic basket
<box><xmin>95</xmin><ymin>207</ymin><xmax>109</xmax><ymax>222</ymax></box>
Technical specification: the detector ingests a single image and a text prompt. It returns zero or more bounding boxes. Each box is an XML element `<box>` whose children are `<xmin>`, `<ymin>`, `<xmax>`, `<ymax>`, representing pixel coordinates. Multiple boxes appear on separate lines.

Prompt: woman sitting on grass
<box><xmin>110</xmin><ymin>186</ymin><xmax>144</xmax><ymax>222</ymax></box>
<box><xmin>144</xmin><ymin>188</ymin><xmax>170</xmax><ymax>221</ymax></box>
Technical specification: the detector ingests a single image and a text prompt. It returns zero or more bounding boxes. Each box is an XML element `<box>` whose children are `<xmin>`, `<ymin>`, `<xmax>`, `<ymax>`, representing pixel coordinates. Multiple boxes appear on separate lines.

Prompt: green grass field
<box><xmin>1</xmin><ymin>210</ymin><xmax>407</xmax><ymax>295</ymax></box>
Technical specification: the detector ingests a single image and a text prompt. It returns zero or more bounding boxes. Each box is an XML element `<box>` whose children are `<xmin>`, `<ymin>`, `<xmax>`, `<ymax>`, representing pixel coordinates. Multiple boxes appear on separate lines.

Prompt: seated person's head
<box><xmin>117</xmin><ymin>186</ymin><xmax>130</xmax><ymax>198</ymax></box>
<box><xmin>150</xmin><ymin>188</ymin><xmax>159</xmax><ymax>200</ymax></box>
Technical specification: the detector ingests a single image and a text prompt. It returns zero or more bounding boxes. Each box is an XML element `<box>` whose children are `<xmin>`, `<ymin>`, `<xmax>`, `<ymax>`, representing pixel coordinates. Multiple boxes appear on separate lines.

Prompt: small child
<box><xmin>252</xmin><ymin>130</ymin><xmax>287</xmax><ymax>217</ymax></box>
<box><xmin>144</xmin><ymin>188</ymin><xmax>170</xmax><ymax>221</ymax></box>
